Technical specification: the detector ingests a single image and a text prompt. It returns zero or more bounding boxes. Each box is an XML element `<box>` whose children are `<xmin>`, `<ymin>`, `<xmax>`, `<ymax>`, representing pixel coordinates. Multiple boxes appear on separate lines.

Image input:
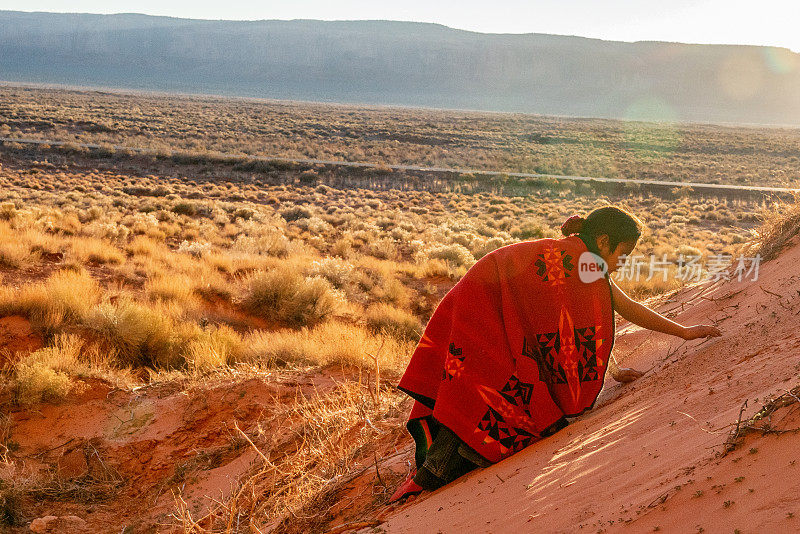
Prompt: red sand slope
<box><xmin>6</xmin><ymin>369</ymin><xmax>375</xmax><ymax>532</ymax></box>
<box><xmin>383</xmin><ymin>237</ymin><xmax>800</xmax><ymax>534</ymax></box>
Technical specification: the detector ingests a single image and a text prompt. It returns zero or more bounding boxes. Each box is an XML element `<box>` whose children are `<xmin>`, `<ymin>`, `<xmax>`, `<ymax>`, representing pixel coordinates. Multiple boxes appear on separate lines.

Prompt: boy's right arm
<box><xmin>610</xmin><ymin>278</ymin><xmax>722</xmax><ymax>340</ymax></box>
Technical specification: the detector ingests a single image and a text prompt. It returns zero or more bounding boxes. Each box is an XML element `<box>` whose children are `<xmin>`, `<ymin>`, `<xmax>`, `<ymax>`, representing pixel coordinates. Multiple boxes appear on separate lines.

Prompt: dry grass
<box><xmin>173</xmin><ymin>381</ymin><xmax>408</xmax><ymax>533</ymax></box>
<box><xmin>243</xmin><ymin>268</ymin><xmax>343</xmax><ymax>328</ymax></box>
<box><xmin>186</xmin><ymin>325</ymin><xmax>243</xmax><ymax>373</ymax></box>
<box><xmin>747</xmin><ymin>193</ymin><xmax>800</xmax><ymax>261</ymax></box>
<box><xmin>240</xmin><ymin>322</ymin><xmax>413</xmax><ymax>372</ymax></box>
<box><xmin>0</xmin><ymin>241</ymin><xmax>39</xmax><ymax>269</ymax></box>
<box><xmin>364</xmin><ymin>303</ymin><xmax>422</xmax><ymax>341</ymax></box>
<box><xmin>13</xmin><ymin>335</ymin><xmax>81</xmax><ymax>404</ymax></box>
<box><xmin>11</xmin><ymin>334</ymin><xmax>136</xmax><ymax>405</ymax></box>
<box><xmin>68</xmin><ymin>237</ymin><xmax>125</xmax><ymax>265</ymax></box>
<box><xmin>145</xmin><ymin>273</ymin><xmax>195</xmax><ymax>303</ymax></box>
<box><xmin>0</xmin><ymin>147</ymin><xmax>764</xmax><ymax>381</ymax></box>
<box><xmin>0</xmin><ymin>270</ymin><xmax>101</xmax><ymax>336</ymax></box>
<box><xmin>86</xmin><ymin>299</ymin><xmax>186</xmax><ymax>369</ymax></box>
<box><xmin>724</xmin><ymin>384</ymin><xmax>800</xmax><ymax>454</ymax></box>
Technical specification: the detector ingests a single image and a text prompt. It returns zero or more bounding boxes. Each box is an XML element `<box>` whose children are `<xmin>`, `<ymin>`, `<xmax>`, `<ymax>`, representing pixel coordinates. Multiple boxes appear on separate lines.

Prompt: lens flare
<box><xmin>623</xmin><ymin>96</ymin><xmax>678</xmax><ymax>123</ymax></box>
<box><xmin>763</xmin><ymin>46</ymin><xmax>799</xmax><ymax>74</ymax></box>
<box><xmin>621</xmin><ymin>97</ymin><xmax>681</xmax><ymax>165</ymax></box>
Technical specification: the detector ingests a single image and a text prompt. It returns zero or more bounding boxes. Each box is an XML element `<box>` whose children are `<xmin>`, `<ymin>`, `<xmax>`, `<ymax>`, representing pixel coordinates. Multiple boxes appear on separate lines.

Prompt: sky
<box><xmin>2</xmin><ymin>0</ymin><xmax>799</xmax><ymax>53</ymax></box>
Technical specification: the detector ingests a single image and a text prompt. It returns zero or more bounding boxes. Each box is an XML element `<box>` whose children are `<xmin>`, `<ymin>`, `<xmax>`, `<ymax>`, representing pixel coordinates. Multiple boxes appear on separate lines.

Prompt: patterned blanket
<box><xmin>398</xmin><ymin>235</ymin><xmax>616</xmax><ymax>463</ymax></box>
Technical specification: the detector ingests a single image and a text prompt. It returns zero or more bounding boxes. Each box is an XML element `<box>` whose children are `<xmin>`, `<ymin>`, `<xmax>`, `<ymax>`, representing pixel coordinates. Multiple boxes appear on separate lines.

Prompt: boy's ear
<box><xmin>596</xmin><ymin>234</ymin><xmax>610</xmax><ymax>253</ymax></box>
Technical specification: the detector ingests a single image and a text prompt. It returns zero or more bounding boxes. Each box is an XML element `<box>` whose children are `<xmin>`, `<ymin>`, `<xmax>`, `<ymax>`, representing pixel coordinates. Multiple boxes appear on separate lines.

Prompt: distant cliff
<box><xmin>2</xmin><ymin>11</ymin><xmax>799</xmax><ymax>125</ymax></box>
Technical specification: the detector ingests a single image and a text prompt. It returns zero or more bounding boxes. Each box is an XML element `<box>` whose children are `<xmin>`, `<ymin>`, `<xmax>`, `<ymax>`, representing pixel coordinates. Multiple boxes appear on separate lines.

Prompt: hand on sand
<box><xmin>611</xmin><ymin>367</ymin><xmax>644</xmax><ymax>383</ymax></box>
<box><xmin>682</xmin><ymin>324</ymin><xmax>722</xmax><ymax>340</ymax></box>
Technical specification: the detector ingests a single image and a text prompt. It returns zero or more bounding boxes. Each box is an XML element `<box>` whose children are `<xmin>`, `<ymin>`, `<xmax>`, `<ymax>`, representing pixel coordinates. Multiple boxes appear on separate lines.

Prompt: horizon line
<box><xmin>2</xmin><ymin>9</ymin><xmax>798</xmax><ymax>54</ymax></box>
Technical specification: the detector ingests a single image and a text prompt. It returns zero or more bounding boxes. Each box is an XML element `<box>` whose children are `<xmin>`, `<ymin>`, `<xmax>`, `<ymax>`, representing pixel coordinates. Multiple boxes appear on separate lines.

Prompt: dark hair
<box><xmin>561</xmin><ymin>206</ymin><xmax>643</xmax><ymax>251</ymax></box>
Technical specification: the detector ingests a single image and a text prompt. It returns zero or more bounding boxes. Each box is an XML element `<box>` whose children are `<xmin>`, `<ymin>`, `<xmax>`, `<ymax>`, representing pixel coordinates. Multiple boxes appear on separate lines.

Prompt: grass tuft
<box><xmin>243</xmin><ymin>268</ymin><xmax>342</xmax><ymax>328</ymax></box>
<box><xmin>86</xmin><ymin>299</ymin><xmax>184</xmax><ymax>369</ymax></box>
<box><xmin>186</xmin><ymin>325</ymin><xmax>243</xmax><ymax>373</ymax></box>
<box><xmin>749</xmin><ymin>194</ymin><xmax>800</xmax><ymax>261</ymax></box>
<box><xmin>364</xmin><ymin>303</ymin><xmax>422</xmax><ymax>341</ymax></box>
<box><xmin>240</xmin><ymin>321</ymin><xmax>412</xmax><ymax>371</ymax></box>
<box><xmin>0</xmin><ymin>270</ymin><xmax>100</xmax><ymax>336</ymax></box>
<box><xmin>13</xmin><ymin>335</ymin><xmax>81</xmax><ymax>405</ymax></box>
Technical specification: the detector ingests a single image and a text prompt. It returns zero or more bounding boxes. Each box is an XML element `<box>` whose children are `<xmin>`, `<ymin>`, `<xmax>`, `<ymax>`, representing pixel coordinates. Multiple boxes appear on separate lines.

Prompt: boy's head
<box><xmin>562</xmin><ymin>206</ymin><xmax>644</xmax><ymax>272</ymax></box>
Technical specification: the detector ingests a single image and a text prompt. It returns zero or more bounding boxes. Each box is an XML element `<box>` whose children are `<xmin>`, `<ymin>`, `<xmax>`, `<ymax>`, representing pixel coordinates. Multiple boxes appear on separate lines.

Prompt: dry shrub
<box><xmin>0</xmin><ymin>241</ymin><xmax>38</xmax><ymax>269</ymax></box>
<box><xmin>240</xmin><ymin>321</ymin><xmax>412</xmax><ymax>371</ymax></box>
<box><xmin>177</xmin><ymin>240</ymin><xmax>211</xmax><ymax>257</ymax></box>
<box><xmin>0</xmin><ymin>476</ymin><xmax>26</xmax><ymax>527</ymax></box>
<box><xmin>307</xmin><ymin>258</ymin><xmax>356</xmax><ymax>289</ymax></box>
<box><xmin>233</xmin><ymin>229</ymin><xmax>290</xmax><ymax>258</ymax></box>
<box><xmin>14</xmin><ymin>335</ymin><xmax>81</xmax><ymax>405</ymax></box>
<box><xmin>748</xmin><ymin>195</ymin><xmax>800</xmax><ymax>261</ymax></box>
<box><xmin>68</xmin><ymin>237</ymin><xmax>125</xmax><ymax>265</ymax></box>
<box><xmin>172</xmin><ymin>201</ymin><xmax>199</xmax><ymax>216</ymax></box>
<box><xmin>84</xmin><ymin>220</ymin><xmax>131</xmax><ymax>241</ymax></box>
<box><xmin>511</xmin><ymin>221</ymin><xmax>547</xmax><ymax>240</ymax></box>
<box><xmin>426</xmin><ymin>243</ymin><xmax>475</xmax><ymax>268</ymax></box>
<box><xmin>186</xmin><ymin>325</ymin><xmax>243</xmax><ymax>373</ymax></box>
<box><xmin>330</xmin><ymin>237</ymin><xmax>353</xmax><ymax>258</ymax></box>
<box><xmin>145</xmin><ymin>274</ymin><xmax>194</xmax><ymax>303</ymax></box>
<box><xmin>86</xmin><ymin>299</ymin><xmax>184</xmax><ymax>368</ymax></box>
<box><xmin>243</xmin><ymin>268</ymin><xmax>342</xmax><ymax>328</ymax></box>
<box><xmin>126</xmin><ymin>235</ymin><xmax>163</xmax><ymax>257</ymax></box>
<box><xmin>293</xmin><ymin>216</ymin><xmax>332</xmax><ymax>235</ymax></box>
<box><xmin>371</xmin><ymin>277</ymin><xmax>411</xmax><ymax>308</ymax></box>
<box><xmin>176</xmin><ymin>382</ymin><xmax>408</xmax><ymax>532</ymax></box>
<box><xmin>724</xmin><ymin>384</ymin><xmax>800</xmax><ymax>454</ymax></box>
<box><xmin>364</xmin><ymin>303</ymin><xmax>421</xmax><ymax>341</ymax></box>
<box><xmin>0</xmin><ymin>202</ymin><xmax>16</xmax><ymax>221</ymax></box>
<box><xmin>0</xmin><ymin>270</ymin><xmax>101</xmax><ymax>335</ymax></box>
<box><xmin>280</xmin><ymin>206</ymin><xmax>312</xmax><ymax>222</ymax></box>
<box><xmin>363</xmin><ymin>237</ymin><xmax>398</xmax><ymax>260</ymax></box>
<box><xmin>415</xmin><ymin>258</ymin><xmax>451</xmax><ymax>278</ymax></box>
<box><xmin>471</xmin><ymin>236</ymin><xmax>510</xmax><ymax>259</ymax></box>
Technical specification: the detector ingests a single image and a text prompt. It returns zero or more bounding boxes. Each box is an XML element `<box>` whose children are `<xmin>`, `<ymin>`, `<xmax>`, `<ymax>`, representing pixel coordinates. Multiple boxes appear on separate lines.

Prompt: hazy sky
<box><xmin>2</xmin><ymin>0</ymin><xmax>799</xmax><ymax>52</ymax></box>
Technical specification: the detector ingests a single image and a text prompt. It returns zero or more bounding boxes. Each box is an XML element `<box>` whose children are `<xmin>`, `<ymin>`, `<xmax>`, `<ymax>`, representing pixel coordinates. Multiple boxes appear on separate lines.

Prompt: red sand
<box><xmin>0</xmin><ymin>315</ymin><xmax>43</xmax><ymax>366</ymax></box>
<box><xmin>382</xmin><ymin>237</ymin><xmax>800</xmax><ymax>533</ymax></box>
<box><xmin>6</xmin><ymin>369</ymin><xmax>364</xmax><ymax>532</ymax></box>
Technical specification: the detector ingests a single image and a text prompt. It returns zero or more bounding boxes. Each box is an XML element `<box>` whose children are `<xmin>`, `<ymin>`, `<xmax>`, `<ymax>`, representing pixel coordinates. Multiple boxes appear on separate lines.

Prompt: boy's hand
<box><xmin>611</xmin><ymin>367</ymin><xmax>644</xmax><ymax>383</ymax></box>
<box><xmin>682</xmin><ymin>325</ymin><xmax>722</xmax><ymax>340</ymax></box>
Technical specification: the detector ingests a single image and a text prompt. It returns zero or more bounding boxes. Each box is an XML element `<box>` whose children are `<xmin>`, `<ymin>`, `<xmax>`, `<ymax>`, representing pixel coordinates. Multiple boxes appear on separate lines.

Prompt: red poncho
<box><xmin>398</xmin><ymin>235</ymin><xmax>616</xmax><ymax>463</ymax></box>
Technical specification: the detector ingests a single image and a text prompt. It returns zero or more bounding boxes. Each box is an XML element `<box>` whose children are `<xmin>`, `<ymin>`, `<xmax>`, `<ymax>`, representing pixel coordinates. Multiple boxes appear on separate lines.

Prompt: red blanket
<box><xmin>398</xmin><ymin>235</ymin><xmax>616</xmax><ymax>463</ymax></box>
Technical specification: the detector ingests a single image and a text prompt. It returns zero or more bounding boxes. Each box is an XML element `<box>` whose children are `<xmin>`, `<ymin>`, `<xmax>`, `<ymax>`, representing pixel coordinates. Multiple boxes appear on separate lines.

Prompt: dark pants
<box><xmin>411</xmin><ymin>417</ymin><xmax>570</xmax><ymax>491</ymax></box>
<box><xmin>413</xmin><ymin>425</ymin><xmax>485</xmax><ymax>490</ymax></box>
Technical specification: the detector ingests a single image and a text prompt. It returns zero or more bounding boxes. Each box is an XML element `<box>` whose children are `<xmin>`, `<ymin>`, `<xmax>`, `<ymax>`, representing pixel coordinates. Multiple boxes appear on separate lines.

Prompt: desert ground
<box><xmin>0</xmin><ymin>86</ymin><xmax>798</xmax><ymax>533</ymax></box>
<box><xmin>4</xmin><ymin>84</ymin><xmax>800</xmax><ymax>187</ymax></box>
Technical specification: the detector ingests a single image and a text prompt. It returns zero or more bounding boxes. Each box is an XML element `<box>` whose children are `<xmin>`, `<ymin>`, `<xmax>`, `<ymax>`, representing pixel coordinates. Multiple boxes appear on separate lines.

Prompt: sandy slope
<box><xmin>6</xmin><ymin>365</ymin><xmax>399</xmax><ymax>532</ymax></box>
<box><xmin>383</xmin><ymin>238</ymin><xmax>800</xmax><ymax>534</ymax></box>
<box><xmin>8</xmin><ymin>376</ymin><xmax>282</xmax><ymax>531</ymax></box>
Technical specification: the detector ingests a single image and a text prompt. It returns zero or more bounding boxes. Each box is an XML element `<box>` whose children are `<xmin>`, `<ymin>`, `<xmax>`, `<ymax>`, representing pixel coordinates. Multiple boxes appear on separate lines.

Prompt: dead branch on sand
<box><xmin>723</xmin><ymin>385</ymin><xmax>800</xmax><ymax>455</ymax></box>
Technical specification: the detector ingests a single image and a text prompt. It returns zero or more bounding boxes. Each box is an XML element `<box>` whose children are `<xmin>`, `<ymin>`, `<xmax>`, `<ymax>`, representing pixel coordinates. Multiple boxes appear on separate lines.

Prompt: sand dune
<box><xmin>382</xmin><ymin>237</ymin><xmax>800</xmax><ymax>533</ymax></box>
